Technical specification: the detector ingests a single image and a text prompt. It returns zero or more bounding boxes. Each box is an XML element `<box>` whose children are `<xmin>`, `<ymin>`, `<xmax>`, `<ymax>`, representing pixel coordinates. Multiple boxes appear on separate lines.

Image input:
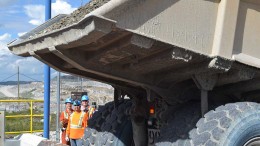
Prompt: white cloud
<box><xmin>52</xmin><ymin>0</ymin><xmax>77</xmax><ymax>17</ymax></box>
<box><xmin>0</xmin><ymin>43</ymin><xmax>11</xmax><ymax>56</ymax></box>
<box><xmin>29</xmin><ymin>20</ymin><xmax>43</xmax><ymax>26</ymax></box>
<box><xmin>0</xmin><ymin>0</ymin><xmax>78</xmax><ymax>81</ymax></box>
<box><xmin>0</xmin><ymin>33</ymin><xmax>11</xmax><ymax>42</ymax></box>
<box><xmin>7</xmin><ymin>57</ymin><xmax>44</xmax><ymax>75</ymax></box>
<box><xmin>24</xmin><ymin>5</ymin><xmax>45</xmax><ymax>26</ymax></box>
<box><xmin>0</xmin><ymin>33</ymin><xmax>43</xmax><ymax>81</ymax></box>
<box><xmin>18</xmin><ymin>32</ymin><xmax>27</xmax><ymax>37</ymax></box>
<box><xmin>24</xmin><ymin>0</ymin><xmax>76</xmax><ymax>26</ymax></box>
<box><xmin>0</xmin><ymin>33</ymin><xmax>12</xmax><ymax>56</ymax></box>
<box><xmin>12</xmin><ymin>57</ymin><xmax>37</xmax><ymax>67</ymax></box>
<box><xmin>0</xmin><ymin>55</ymin><xmax>44</xmax><ymax>81</ymax></box>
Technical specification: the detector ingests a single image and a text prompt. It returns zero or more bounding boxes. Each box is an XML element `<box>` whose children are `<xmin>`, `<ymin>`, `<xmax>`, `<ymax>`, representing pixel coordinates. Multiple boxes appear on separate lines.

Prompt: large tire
<box><xmin>83</xmin><ymin>100</ymin><xmax>133</xmax><ymax>146</ymax></box>
<box><xmin>155</xmin><ymin>102</ymin><xmax>201</xmax><ymax>146</ymax></box>
<box><xmin>190</xmin><ymin>102</ymin><xmax>260</xmax><ymax>146</ymax></box>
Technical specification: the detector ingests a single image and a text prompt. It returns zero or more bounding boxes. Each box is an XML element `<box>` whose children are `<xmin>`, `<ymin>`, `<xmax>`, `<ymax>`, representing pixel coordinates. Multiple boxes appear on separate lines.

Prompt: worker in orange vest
<box><xmin>60</xmin><ymin>97</ymin><xmax>73</xmax><ymax>145</ymax></box>
<box><xmin>81</xmin><ymin>95</ymin><xmax>96</xmax><ymax>118</ymax></box>
<box><xmin>66</xmin><ymin>100</ymin><xmax>88</xmax><ymax>146</ymax></box>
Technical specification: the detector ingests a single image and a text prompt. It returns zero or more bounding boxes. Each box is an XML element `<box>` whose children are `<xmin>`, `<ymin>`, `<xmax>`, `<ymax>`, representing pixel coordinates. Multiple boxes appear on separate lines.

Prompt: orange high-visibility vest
<box><xmin>60</xmin><ymin>109</ymin><xmax>73</xmax><ymax>144</ymax></box>
<box><xmin>60</xmin><ymin>109</ymin><xmax>73</xmax><ymax>127</ymax></box>
<box><xmin>66</xmin><ymin>111</ymin><xmax>88</xmax><ymax>139</ymax></box>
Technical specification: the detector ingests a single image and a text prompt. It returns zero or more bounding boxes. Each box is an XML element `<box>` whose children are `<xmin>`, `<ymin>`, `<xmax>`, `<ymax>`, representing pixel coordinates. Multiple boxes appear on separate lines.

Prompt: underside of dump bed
<box><xmin>8</xmin><ymin>0</ymin><xmax>260</xmax><ymax>103</ymax></box>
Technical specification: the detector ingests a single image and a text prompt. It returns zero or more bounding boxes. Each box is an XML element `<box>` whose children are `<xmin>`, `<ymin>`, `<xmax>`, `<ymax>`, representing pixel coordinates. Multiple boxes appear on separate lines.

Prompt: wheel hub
<box><xmin>244</xmin><ymin>137</ymin><xmax>260</xmax><ymax>146</ymax></box>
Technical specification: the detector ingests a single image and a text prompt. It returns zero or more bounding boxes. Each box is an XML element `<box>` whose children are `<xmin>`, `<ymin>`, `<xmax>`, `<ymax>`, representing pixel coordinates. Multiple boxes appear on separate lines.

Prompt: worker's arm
<box><xmin>66</xmin><ymin>116</ymin><xmax>70</xmax><ymax>137</ymax></box>
<box><xmin>60</xmin><ymin>112</ymin><xmax>64</xmax><ymax>127</ymax></box>
<box><xmin>60</xmin><ymin>111</ymin><xmax>64</xmax><ymax>121</ymax></box>
<box><xmin>60</xmin><ymin>112</ymin><xmax>69</xmax><ymax>128</ymax></box>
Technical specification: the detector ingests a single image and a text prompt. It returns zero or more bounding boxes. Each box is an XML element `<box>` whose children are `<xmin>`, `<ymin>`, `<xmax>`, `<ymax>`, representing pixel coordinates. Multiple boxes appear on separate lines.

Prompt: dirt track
<box><xmin>0</xmin><ymin>86</ymin><xmax>16</xmax><ymax>97</ymax></box>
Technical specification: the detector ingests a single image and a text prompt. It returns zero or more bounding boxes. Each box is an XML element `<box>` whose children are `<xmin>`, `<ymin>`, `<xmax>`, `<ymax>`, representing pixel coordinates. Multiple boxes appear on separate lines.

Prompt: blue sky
<box><xmin>0</xmin><ymin>0</ymin><xmax>90</xmax><ymax>81</ymax></box>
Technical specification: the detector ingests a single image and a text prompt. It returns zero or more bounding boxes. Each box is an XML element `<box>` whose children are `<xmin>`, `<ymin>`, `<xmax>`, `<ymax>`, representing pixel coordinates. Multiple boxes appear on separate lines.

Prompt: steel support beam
<box><xmin>130</xmin><ymin>97</ymin><xmax>148</xmax><ymax>146</ymax></box>
<box><xmin>193</xmin><ymin>74</ymin><xmax>218</xmax><ymax>116</ymax></box>
<box><xmin>201</xmin><ymin>90</ymin><xmax>208</xmax><ymax>116</ymax></box>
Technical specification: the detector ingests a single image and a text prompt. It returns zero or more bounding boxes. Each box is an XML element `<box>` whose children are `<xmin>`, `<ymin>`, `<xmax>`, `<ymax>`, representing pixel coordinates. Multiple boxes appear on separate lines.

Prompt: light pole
<box><xmin>56</xmin><ymin>72</ymin><xmax>60</xmax><ymax>142</ymax></box>
<box><xmin>44</xmin><ymin>0</ymin><xmax>51</xmax><ymax>139</ymax></box>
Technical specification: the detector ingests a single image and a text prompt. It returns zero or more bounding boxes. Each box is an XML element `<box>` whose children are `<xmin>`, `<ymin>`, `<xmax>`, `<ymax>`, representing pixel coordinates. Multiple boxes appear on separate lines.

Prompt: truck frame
<box><xmin>8</xmin><ymin>0</ymin><xmax>260</xmax><ymax>145</ymax></box>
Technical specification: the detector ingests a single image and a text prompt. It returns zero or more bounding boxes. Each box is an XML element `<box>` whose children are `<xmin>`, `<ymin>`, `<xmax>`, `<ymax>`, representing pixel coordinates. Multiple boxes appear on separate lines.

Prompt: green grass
<box><xmin>5</xmin><ymin>109</ymin><xmax>57</xmax><ymax>136</ymax></box>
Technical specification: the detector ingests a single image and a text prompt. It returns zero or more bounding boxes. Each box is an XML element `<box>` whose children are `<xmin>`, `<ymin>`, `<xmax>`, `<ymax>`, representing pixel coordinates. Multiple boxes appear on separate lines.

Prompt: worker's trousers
<box><xmin>61</xmin><ymin>130</ymin><xmax>70</xmax><ymax>145</ymax></box>
<box><xmin>70</xmin><ymin>139</ymin><xmax>83</xmax><ymax>146</ymax></box>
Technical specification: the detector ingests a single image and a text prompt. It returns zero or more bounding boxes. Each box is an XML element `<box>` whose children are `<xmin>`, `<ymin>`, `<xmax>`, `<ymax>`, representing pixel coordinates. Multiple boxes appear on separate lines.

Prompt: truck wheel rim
<box><xmin>244</xmin><ymin>137</ymin><xmax>260</xmax><ymax>146</ymax></box>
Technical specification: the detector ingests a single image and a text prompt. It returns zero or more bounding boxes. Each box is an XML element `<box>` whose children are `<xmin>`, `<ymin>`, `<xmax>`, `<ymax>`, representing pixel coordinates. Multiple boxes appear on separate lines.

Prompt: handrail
<box><xmin>6</xmin><ymin>115</ymin><xmax>43</xmax><ymax>118</ymax></box>
<box><xmin>0</xmin><ymin>99</ymin><xmax>44</xmax><ymax>135</ymax></box>
<box><xmin>0</xmin><ymin>99</ymin><xmax>43</xmax><ymax>102</ymax></box>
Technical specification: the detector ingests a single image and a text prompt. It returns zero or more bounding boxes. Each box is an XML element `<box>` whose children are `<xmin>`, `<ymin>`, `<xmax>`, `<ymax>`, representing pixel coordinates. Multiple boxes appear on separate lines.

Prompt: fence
<box><xmin>0</xmin><ymin>99</ymin><xmax>44</xmax><ymax>135</ymax></box>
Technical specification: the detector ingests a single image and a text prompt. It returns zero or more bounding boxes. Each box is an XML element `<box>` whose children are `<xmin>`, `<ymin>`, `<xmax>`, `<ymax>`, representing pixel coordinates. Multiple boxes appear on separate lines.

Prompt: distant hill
<box><xmin>0</xmin><ymin>75</ymin><xmax>89</xmax><ymax>85</ymax></box>
<box><xmin>0</xmin><ymin>81</ymin><xmax>34</xmax><ymax>85</ymax></box>
<box><xmin>52</xmin><ymin>75</ymin><xmax>90</xmax><ymax>82</ymax></box>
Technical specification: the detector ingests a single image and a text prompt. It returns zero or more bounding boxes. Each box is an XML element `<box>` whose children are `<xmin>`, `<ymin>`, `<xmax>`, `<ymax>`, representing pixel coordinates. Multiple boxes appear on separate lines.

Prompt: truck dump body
<box><xmin>7</xmin><ymin>1</ymin><xmax>260</xmax><ymax>145</ymax></box>
<box><xmin>7</xmin><ymin>0</ymin><xmax>260</xmax><ymax>102</ymax></box>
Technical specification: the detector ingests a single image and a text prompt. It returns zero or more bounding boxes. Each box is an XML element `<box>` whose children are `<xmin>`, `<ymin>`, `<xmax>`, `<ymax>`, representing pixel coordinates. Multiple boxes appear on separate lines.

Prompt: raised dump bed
<box><xmin>7</xmin><ymin>0</ymin><xmax>260</xmax><ymax>146</ymax></box>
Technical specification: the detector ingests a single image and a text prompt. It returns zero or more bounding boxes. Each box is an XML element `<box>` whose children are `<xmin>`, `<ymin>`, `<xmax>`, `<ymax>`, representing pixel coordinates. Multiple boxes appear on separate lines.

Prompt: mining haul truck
<box><xmin>8</xmin><ymin>0</ymin><xmax>260</xmax><ymax>145</ymax></box>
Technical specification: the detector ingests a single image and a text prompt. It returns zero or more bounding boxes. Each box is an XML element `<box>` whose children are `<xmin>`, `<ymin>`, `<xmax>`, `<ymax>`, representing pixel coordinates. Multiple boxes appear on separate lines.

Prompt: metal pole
<box><xmin>81</xmin><ymin>78</ymin><xmax>83</xmax><ymax>91</ymax></box>
<box><xmin>17</xmin><ymin>66</ymin><xmax>20</xmax><ymax>99</ymax></box>
<box><xmin>0</xmin><ymin>110</ymin><xmax>5</xmax><ymax>146</ymax></box>
<box><xmin>30</xmin><ymin>101</ymin><xmax>33</xmax><ymax>133</ymax></box>
<box><xmin>44</xmin><ymin>0</ymin><xmax>51</xmax><ymax>139</ymax></box>
<box><xmin>78</xmin><ymin>76</ymin><xmax>80</xmax><ymax>91</ymax></box>
<box><xmin>201</xmin><ymin>89</ymin><xmax>208</xmax><ymax>116</ymax></box>
<box><xmin>56</xmin><ymin>72</ymin><xmax>60</xmax><ymax>142</ymax></box>
<box><xmin>18</xmin><ymin>66</ymin><xmax>19</xmax><ymax>98</ymax></box>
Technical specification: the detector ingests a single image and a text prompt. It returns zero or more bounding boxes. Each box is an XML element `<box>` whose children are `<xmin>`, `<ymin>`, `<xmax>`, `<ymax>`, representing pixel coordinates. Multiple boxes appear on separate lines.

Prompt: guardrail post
<box><xmin>30</xmin><ymin>101</ymin><xmax>33</xmax><ymax>133</ymax></box>
<box><xmin>0</xmin><ymin>100</ymin><xmax>44</xmax><ymax>135</ymax></box>
<box><xmin>0</xmin><ymin>109</ymin><xmax>5</xmax><ymax>146</ymax></box>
